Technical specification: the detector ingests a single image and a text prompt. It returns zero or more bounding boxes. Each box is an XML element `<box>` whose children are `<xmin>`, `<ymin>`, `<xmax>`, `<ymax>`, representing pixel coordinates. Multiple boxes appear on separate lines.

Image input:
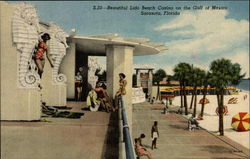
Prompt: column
<box><xmin>106</xmin><ymin>44</ymin><xmax>134</xmax><ymax>128</ymax></box>
<box><xmin>41</xmin><ymin>57</ymin><xmax>67</xmax><ymax>107</ymax></box>
<box><xmin>60</xmin><ymin>42</ymin><xmax>76</xmax><ymax>99</ymax></box>
<box><xmin>148</xmin><ymin>69</ymin><xmax>153</xmax><ymax>98</ymax></box>
<box><xmin>136</xmin><ymin>69</ymin><xmax>141</xmax><ymax>87</ymax></box>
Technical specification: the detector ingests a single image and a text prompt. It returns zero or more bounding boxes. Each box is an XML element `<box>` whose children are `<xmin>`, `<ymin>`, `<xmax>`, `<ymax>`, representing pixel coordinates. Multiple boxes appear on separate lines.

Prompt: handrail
<box><xmin>119</xmin><ymin>95</ymin><xmax>136</xmax><ymax>159</ymax></box>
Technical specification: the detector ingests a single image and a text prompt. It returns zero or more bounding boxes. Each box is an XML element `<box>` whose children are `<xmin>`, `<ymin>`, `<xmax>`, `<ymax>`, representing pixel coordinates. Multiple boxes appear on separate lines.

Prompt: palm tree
<box><xmin>188</xmin><ymin>65</ymin><xmax>195</xmax><ymax>110</ymax></box>
<box><xmin>187</xmin><ymin>67</ymin><xmax>206</xmax><ymax>117</ymax></box>
<box><xmin>230</xmin><ymin>63</ymin><xmax>245</xmax><ymax>86</ymax></box>
<box><xmin>209</xmin><ymin>58</ymin><xmax>245</xmax><ymax>136</ymax></box>
<box><xmin>153</xmin><ymin>69</ymin><xmax>167</xmax><ymax>100</ymax></box>
<box><xmin>192</xmin><ymin>68</ymin><xmax>205</xmax><ymax>118</ymax></box>
<box><xmin>189</xmin><ymin>92</ymin><xmax>195</xmax><ymax>109</ymax></box>
<box><xmin>200</xmin><ymin>72</ymin><xmax>211</xmax><ymax>118</ymax></box>
<box><xmin>173</xmin><ymin>63</ymin><xmax>192</xmax><ymax>115</ymax></box>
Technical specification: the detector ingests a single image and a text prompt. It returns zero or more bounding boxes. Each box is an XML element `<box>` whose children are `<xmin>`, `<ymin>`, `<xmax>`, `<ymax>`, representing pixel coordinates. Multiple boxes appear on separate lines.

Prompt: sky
<box><xmin>12</xmin><ymin>1</ymin><xmax>249</xmax><ymax>78</ymax></box>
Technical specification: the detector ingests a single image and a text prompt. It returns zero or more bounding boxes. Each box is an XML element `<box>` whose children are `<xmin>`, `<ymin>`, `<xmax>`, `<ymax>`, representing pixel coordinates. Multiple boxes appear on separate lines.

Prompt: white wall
<box><xmin>0</xmin><ymin>2</ymin><xmax>40</xmax><ymax>120</ymax></box>
<box><xmin>60</xmin><ymin>42</ymin><xmax>76</xmax><ymax>99</ymax></box>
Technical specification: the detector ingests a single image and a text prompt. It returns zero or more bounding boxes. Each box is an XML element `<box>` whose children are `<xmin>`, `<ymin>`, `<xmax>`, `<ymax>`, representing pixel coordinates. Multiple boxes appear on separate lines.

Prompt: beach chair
<box><xmin>228</xmin><ymin>97</ymin><xmax>237</xmax><ymax>104</ymax></box>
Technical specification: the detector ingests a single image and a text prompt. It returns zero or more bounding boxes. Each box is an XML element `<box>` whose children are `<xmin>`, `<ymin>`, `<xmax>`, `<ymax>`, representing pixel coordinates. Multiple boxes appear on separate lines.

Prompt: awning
<box><xmin>68</xmin><ymin>34</ymin><xmax>168</xmax><ymax>56</ymax></box>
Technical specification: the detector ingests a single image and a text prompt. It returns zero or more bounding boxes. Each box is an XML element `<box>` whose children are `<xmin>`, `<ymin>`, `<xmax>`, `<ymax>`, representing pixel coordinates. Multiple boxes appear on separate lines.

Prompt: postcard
<box><xmin>1</xmin><ymin>1</ymin><xmax>249</xmax><ymax>159</ymax></box>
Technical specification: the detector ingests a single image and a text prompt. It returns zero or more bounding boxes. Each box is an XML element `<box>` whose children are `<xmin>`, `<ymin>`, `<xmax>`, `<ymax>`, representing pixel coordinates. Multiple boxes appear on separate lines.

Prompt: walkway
<box><xmin>1</xmin><ymin>102</ymin><xmax>119</xmax><ymax>159</ymax></box>
<box><xmin>132</xmin><ymin>102</ymin><xmax>250</xmax><ymax>159</ymax></box>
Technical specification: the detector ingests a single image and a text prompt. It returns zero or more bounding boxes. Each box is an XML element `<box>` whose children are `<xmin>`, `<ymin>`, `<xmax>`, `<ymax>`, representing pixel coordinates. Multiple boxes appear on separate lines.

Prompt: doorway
<box><xmin>75</xmin><ymin>51</ymin><xmax>88</xmax><ymax>101</ymax></box>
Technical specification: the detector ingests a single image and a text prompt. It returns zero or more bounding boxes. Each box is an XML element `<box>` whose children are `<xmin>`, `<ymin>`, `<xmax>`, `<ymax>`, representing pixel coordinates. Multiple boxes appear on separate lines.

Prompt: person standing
<box><xmin>75</xmin><ymin>72</ymin><xmax>83</xmax><ymax>101</ymax></box>
<box><xmin>151</xmin><ymin>121</ymin><xmax>159</xmax><ymax>150</ymax></box>
<box><xmin>79</xmin><ymin>66</ymin><xmax>91</xmax><ymax>101</ymax></box>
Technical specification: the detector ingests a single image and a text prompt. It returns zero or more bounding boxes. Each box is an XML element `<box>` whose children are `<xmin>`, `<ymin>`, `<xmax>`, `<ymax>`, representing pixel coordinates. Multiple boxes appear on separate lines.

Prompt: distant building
<box><xmin>135</xmin><ymin>68</ymin><xmax>154</xmax><ymax>98</ymax></box>
<box><xmin>158</xmin><ymin>77</ymin><xmax>179</xmax><ymax>85</ymax></box>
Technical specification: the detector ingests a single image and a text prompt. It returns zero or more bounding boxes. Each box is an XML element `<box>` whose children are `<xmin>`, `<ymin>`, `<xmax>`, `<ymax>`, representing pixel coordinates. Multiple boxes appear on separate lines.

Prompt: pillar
<box><xmin>148</xmin><ymin>69</ymin><xmax>153</xmax><ymax>98</ymax></box>
<box><xmin>41</xmin><ymin>58</ymin><xmax>66</xmax><ymax>107</ymax></box>
<box><xmin>60</xmin><ymin>42</ymin><xmax>76</xmax><ymax>99</ymax></box>
<box><xmin>106</xmin><ymin>45</ymin><xmax>134</xmax><ymax>129</ymax></box>
<box><xmin>136</xmin><ymin>69</ymin><xmax>141</xmax><ymax>87</ymax></box>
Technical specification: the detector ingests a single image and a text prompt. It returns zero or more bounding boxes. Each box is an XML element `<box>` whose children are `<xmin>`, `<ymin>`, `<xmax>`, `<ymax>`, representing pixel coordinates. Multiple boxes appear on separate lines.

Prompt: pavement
<box><xmin>132</xmin><ymin>102</ymin><xmax>250</xmax><ymax>159</ymax></box>
<box><xmin>1</xmin><ymin>101</ymin><xmax>249</xmax><ymax>159</ymax></box>
<box><xmin>1</xmin><ymin>102</ymin><xmax>119</xmax><ymax>159</ymax></box>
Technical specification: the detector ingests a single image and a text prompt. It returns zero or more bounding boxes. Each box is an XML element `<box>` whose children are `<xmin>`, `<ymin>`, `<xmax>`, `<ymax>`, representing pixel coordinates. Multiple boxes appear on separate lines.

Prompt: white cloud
<box><xmin>155</xmin><ymin>9</ymin><xmax>249</xmax><ymax>78</ymax></box>
<box><xmin>155</xmin><ymin>12</ymin><xmax>197</xmax><ymax>31</ymax></box>
<box><xmin>164</xmin><ymin>65</ymin><xmax>174</xmax><ymax>75</ymax></box>
<box><xmin>229</xmin><ymin>49</ymin><xmax>249</xmax><ymax>78</ymax></box>
<box><xmin>156</xmin><ymin>10</ymin><xmax>249</xmax><ymax>55</ymax></box>
<box><xmin>133</xmin><ymin>64</ymin><xmax>156</xmax><ymax>70</ymax></box>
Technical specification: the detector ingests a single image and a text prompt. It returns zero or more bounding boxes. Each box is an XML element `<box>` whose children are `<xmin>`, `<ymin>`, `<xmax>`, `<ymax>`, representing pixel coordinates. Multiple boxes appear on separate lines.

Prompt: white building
<box><xmin>0</xmin><ymin>2</ymin><xmax>167</xmax><ymax>127</ymax></box>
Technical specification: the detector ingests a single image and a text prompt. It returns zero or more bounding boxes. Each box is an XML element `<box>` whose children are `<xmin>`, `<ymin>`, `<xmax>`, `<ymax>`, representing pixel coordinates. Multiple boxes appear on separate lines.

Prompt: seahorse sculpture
<box><xmin>88</xmin><ymin>57</ymin><xmax>99</xmax><ymax>88</ymax></box>
<box><xmin>12</xmin><ymin>3</ymin><xmax>40</xmax><ymax>88</ymax></box>
<box><xmin>47</xmin><ymin>23</ymin><xmax>69</xmax><ymax>84</ymax></box>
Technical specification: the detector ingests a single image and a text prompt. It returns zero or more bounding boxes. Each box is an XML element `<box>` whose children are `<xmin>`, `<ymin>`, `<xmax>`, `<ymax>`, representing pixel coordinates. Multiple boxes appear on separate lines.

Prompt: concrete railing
<box><xmin>118</xmin><ymin>96</ymin><xmax>136</xmax><ymax>159</ymax></box>
<box><xmin>132</xmin><ymin>87</ymin><xmax>146</xmax><ymax>104</ymax></box>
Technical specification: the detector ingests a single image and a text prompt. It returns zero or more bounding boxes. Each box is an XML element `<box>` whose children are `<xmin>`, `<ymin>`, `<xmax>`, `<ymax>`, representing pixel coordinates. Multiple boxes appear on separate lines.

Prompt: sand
<box><xmin>171</xmin><ymin>90</ymin><xmax>250</xmax><ymax>149</ymax></box>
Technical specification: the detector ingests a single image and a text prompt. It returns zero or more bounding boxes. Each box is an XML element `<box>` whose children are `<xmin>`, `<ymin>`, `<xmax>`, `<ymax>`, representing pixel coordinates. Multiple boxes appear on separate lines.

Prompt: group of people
<box><xmin>84</xmin><ymin>73</ymin><xmax>127</xmax><ymax>112</ymax></box>
<box><xmin>36</xmin><ymin>32</ymin><xmax>127</xmax><ymax>112</ymax></box>
<box><xmin>33</xmin><ymin>32</ymin><xmax>126</xmax><ymax>104</ymax></box>
<box><xmin>86</xmin><ymin>81</ymin><xmax>113</xmax><ymax>112</ymax></box>
<box><xmin>134</xmin><ymin>121</ymin><xmax>159</xmax><ymax>159</ymax></box>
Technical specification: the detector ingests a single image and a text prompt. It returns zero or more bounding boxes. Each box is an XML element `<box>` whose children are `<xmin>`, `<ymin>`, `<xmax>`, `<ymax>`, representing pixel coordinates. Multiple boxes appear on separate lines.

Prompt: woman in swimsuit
<box><xmin>114</xmin><ymin>73</ymin><xmax>127</xmax><ymax>110</ymax></box>
<box><xmin>95</xmin><ymin>82</ymin><xmax>110</xmax><ymax>112</ymax></box>
<box><xmin>100</xmin><ymin>83</ymin><xmax>114</xmax><ymax>112</ymax></box>
<box><xmin>116</xmin><ymin>73</ymin><xmax>127</xmax><ymax>96</ymax></box>
<box><xmin>75</xmin><ymin>72</ymin><xmax>83</xmax><ymax>101</ymax></box>
<box><xmin>134</xmin><ymin>138</ymin><xmax>153</xmax><ymax>159</ymax></box>
<box><xmin>34</xmin><ymin>33</ymin><xmax>54</xmax><ymax>78</ymax></box>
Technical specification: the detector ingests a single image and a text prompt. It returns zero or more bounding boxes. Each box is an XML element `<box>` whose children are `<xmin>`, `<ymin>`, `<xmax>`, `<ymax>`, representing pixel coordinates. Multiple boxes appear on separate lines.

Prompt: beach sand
<box><xmin>171</xmin><ymin>90</ymin><xmax>250</xmax><ymax>149</ymax></box>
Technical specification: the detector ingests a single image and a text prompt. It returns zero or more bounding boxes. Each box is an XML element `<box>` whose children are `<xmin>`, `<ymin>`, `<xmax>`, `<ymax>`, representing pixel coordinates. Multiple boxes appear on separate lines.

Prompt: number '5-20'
<box><xmin>93</xmin><ymin>6</ymin><xmax>103</xmax><ymax>10</ymax></box>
